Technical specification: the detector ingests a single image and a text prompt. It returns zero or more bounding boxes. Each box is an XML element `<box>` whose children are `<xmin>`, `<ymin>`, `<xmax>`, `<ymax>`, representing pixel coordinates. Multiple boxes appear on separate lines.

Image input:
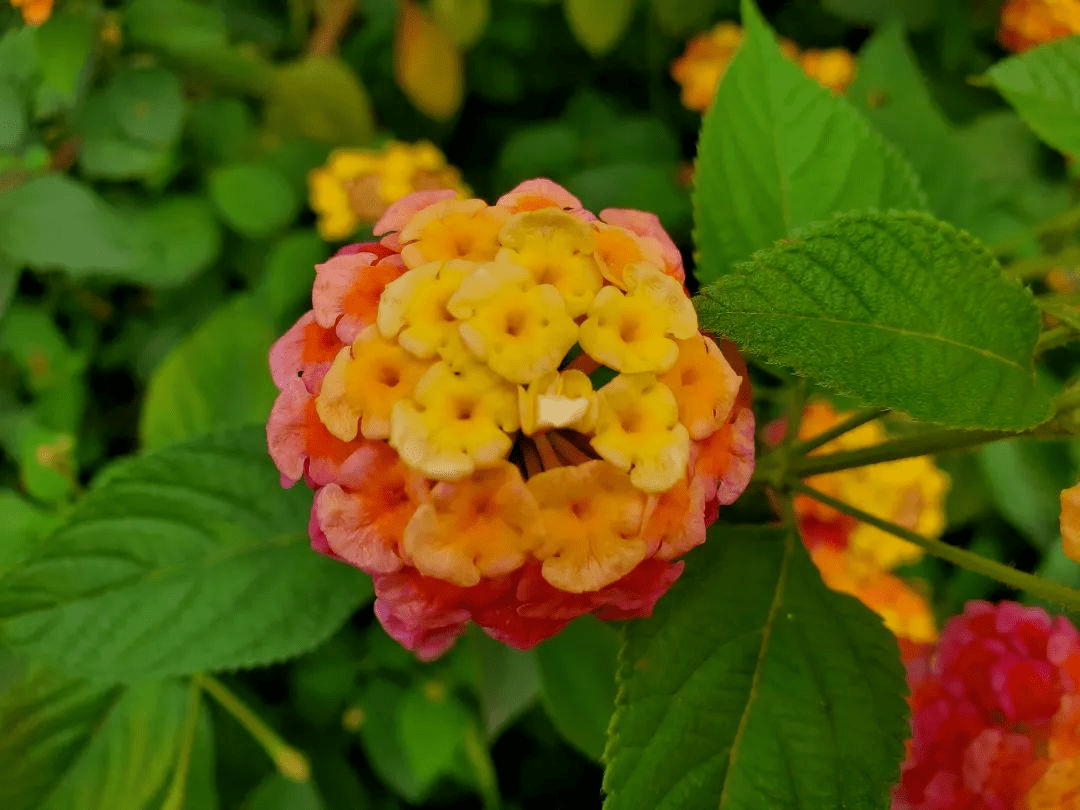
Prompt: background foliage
<box><xmin>1</xmin><ymin>0</ymin><xmax>1079</xmax><ymax>807</ymax></box>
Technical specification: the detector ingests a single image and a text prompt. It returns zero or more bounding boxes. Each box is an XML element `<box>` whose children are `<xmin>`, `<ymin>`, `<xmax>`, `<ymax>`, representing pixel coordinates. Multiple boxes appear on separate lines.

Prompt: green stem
<box><xmin>790</xmin><ymin>427</ymin><xmax>1014</xmax><ymax>478</ymax></box>
<box><xmin>197</xmin><ymin>674</ymin><xmax>310</xmax><ymax>782</ymax></box>
<box><xmin>992</xmin><ymin>202</ymin><xmax>1080</xmax><ymax>256</ymax></box>
<box><xmin>792</xmin><ymin>406</ymin><xmax>889</xmax><ymax>456</ymax></box>
<box><xmin>790</xmin><ymin>481</ymin><xmax>1080</xmax><ymax>611</ymax></box>
<box><xmin>1002</xmin><ymin>245</ymin><xmax>1080</xmax><ymax>282</ymax></box>
<box><xmin>1036</xmin><ymin>325</ymin><xmax>1077</xmax><ymax>355</ymax></box>
<box><xmin>160</xmin><ymin>679</ymin><xmax>203</xmax><ymax>810</ymax></box>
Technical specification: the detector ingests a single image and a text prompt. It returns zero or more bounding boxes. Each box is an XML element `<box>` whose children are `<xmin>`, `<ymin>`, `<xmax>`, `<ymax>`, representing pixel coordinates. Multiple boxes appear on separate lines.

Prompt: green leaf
<box><xmin>0</xmin><ymin>176</ymin><xmax>145</xmax><ymax>274</ymax></box>
<box><xmin>822</xmin><ymin>0</ymin><xmax>937</xmax><ymax>29</ymax></box>
<box><xmin>139</xmin><ymin>296</ymin><xmax>279</xmax><ymax>449</ymax></box>
<box><xmin>0</xmin><ymin>490</ymin><xmax>56</xmax><ymax>578</ymax></box>
<box><xmin>354</xmin><ymin>679</ymin><xmax>428</xmax><ymax>802</ymax></box>
<box><xmin>978</xmin><ymin>438</ymin><xmax>1074</xmax><ymax>549</ymax></box>
<box><xmin>431</xmin><ymin>0</ymin><xmax>491</xmax><ymax>48</ymax></box>
<box><xmin>697</xmin><ymin>211</ymin><xmax>1052</xmax><ymax>429</ymax></box>
<box><xmin>603</xmin><ymin>525</ymin><xmax>909</xmax><ymax>810</ymax></box>
<box><xmin>254</xmin><ymin>232</ymin><xmax>328</xmax><ymax>324</ymax></box>
<box><xmin>267</xmin><ymin>56</ymin><xmax>374</xmax><ymax>146</ymax></box>
<box><xmin>564</xmin><ymin>0</ymin><xmax>637</xmax><ymax>57</ymax></box>
<box><xmin>32</xmin><ymin>10</ymin><xmax>95</xmax><ymax>117</ymax></box>
<box><xmin>208</xmin><ymin>163</ymin><xmax>300</xmax><ymax>238</ymax></box>
<box><xmin>5</xmin><ymin>418</ymin><xmax>78</xmax><ymax>504</ymax></box>
<box><xmin>987</xmin><ymin>35</ymin><xmax>1080</xmax><ymax>156</ymax></box>
<box><xmin>0</xmin><ymin>82</ymin><xmax>26</xmax><ymax>149</ymax></box>
<box><xmin>0</xmin><ymin>428</ymin><xmax>373</xmax><ymax>681</ymax></box>
<box><xmin>0</xmin><ymin>663</ymin><xmax>189</xmax><ymax>810</ymax></box>
<box><xmin>651</xmin><ymin>0</ymin><xmax>725</xmax><ymax>37</ymax></box>
<box><xmin>0</xmin><ymin>304</ymin><xmax>86</xmax><ymax>393</ymax></box>
<box><xmin>497</xmin><ymin>121</ymin><xmax>581</xmax><ymax>187</ymax></box>
<box><xmin>848</xmin><ymin>25</ymin><xmax>994</xmax><ymax>238</ymax></box>
<box><xmin>463</xmin><ymin>630</ymin><xmax>540</xmax><ymax>739</ymax></box>
<box><xmin>121</xmin><ymin>196</ymin><xmax>222</xmax><ymax>288</ymax></box>
<box><xmin>535</xmin><ymin>615</ymin><xmax>618</xmax><ymax>760</ymax></box>
<box><xmin>398</xmin><ymin>686</ymin><xmax>475</xmax><ymax>789</ymax></box>
<box><xmin>567</xmin><ymin>163</ymin><xmax>690</xmax><ymax>234</ymax></box>
<box><xmin>125</xmin><ymin>0</ymin><xmax>229</xmax><ymax>51</ymax></box>
<box><xmin>242</xmin><ymin>775</ymin><xmax>324</xmax><ymax>810</ymax></box>
<box><xmin>693</xmin><ymin>0</ymin><xmax>926</xmax><ymax>282</ymax></box>
<box><xmin>0</xmin><ymin>255</ymin><xmax>18</xmax><ymax>325</ymax></box>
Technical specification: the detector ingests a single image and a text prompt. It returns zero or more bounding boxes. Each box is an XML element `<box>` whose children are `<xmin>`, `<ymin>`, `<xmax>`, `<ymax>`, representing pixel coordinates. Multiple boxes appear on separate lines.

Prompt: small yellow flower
<box><xmin>591</xmin><ymin>374</ymin><xmax>690</xmax><ymax>493</ymax></box>
<box><xmin>448</xmin><ymin>260</ymin><xmax>579</xmax><ymax>384</ymax></box>
<box><xmin>797</xmin><ymin>48</ymin><xmax>856</xmax><ymax>94</ymax></box>
<box><xmin>390</xmin><ymin>359</ymin><xmax>519</xmax><ymax>480</ymax></box>
<box><xmin>579</xmin><ymin>264</ymin><xmax>697</xmax><ymax>374</ymax></box>
<box><xmin>999</xmin><ymin>0</ymin><xmax>1080</xmax><ymax>51</ymax></box>
<box><xmin>308</xmin><ymin>141</ymin><xmax>468</xmax><ymax>241</ymax></box>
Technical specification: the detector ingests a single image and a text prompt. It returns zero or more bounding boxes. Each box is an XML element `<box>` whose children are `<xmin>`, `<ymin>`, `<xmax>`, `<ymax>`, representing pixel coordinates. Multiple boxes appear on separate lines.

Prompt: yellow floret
<box><xmin>497</xmin><ymin>209</ymin><xmax>604</xmax><ymax>317</ymax></box>
<box><xmin>399</xmin><ymin>198</ymin><xmax>510</xmax><ymax>268</ymax></box>
<box><xmin>316</xmin><ymin>327</ymin><xmax>433</xmax><ymax>441</ymax></box>
<box><xmin>377</xmin><ymin>259</ymin><xmax>474</xmax><ymax>360</ymax></box>
<box><xmin>389</xmin><ymin>360</ymin><xmax>519</xmax><ymax>480</ymax></box>
<box><xmin>590</xmin><ymin>374</ymin><xmax>690</xmax><ymax>493</ymax></box>
<box><xmin>579</xmin><ymin>264</ymin><xmax>698</xmax><ymax>374</ymax></box>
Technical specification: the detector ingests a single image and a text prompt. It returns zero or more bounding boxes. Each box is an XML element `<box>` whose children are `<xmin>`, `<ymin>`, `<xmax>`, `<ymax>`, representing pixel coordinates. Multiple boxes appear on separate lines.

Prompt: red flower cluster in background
<box><xmin>895</xmin><ymin>601</ymin><xmax>1080</xmax><ymax>809</ymax></box>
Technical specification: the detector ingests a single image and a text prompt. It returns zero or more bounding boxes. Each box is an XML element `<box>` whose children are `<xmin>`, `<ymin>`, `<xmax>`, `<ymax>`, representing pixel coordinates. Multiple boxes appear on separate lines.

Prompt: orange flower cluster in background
<box><xmin>308</xmin><ymin>141</ymin><xmax>468</xmax><ymax>241</ymax></box>
<box><xmin>998</xmin><ymin>0</ymin><xmax>1080</xmax><ymax>52</ymax></box>
<box><xmin>670</xmin><ymin>21</ymin><xmax>856</xmax><ymax>112</ymax></box>
<box><xmin>10</xmin><ymin>0</ymin><xmax>52</xmax><ymax>25</ymax></box>
<box><xmin>268</xmin><ymin>179</ymin><xmax>756</xmax><ymax>658</ymax></box>
<box><xmin>770</xmin><ymin>402</ymin><xmax>948</xmax><ymax>654</ymax></box>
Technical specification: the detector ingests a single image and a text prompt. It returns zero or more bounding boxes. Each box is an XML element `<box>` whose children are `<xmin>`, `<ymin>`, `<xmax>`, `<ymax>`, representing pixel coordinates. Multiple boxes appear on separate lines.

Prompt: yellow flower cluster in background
<box><xmin>670</xmin><ymin>21</ymin><xmax>856</xmax><ymax>112</ymax></box>
<box><xmin>308</xmin><ymin>141</ymin><xmax>469</xmax><ymax>241</ymax></box>
<box><xmin>10</xmin><ymin>0</ymin><xmax>52</xmax><ymax>25</ymax></box>
<box><xmin>998</xmin><ymin>0</ymin><xmax>1080</xmax><ymax>52</ymax></box>
<box><xmin>789</xmin><ymin>402</ymin><xmax>949</xmax><ymax>648</ymax></box>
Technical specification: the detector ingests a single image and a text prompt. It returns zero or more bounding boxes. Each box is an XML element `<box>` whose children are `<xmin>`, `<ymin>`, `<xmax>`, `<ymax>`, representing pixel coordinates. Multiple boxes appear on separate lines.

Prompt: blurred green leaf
<box><xmin>0</xmin><ymin>428</ymin><xmax>373</xmax><ymax>681</ymax></box>
<box><xmin>140</xmin><ymin>295</ymin><xmax>278</xmax><ymax>449</ymax></box>
<box><xmin>4</xmin><ymin>417</ymin><xmax>78</xmax><ymax>504</ymax></box>
<box><xmin>175</xmin><ymin>706</ymin><xmax>220</xmax><ymax>810</ymax></box>
<box><xmin>398</xmin><ymin>685</ymin><xmax>475</xmax><ymax>789</ymax></box>
<box><xmin>565</xmin><ymin>0</ymin><xmax>637</xmax><ymax>57</ymax></box>
<box><xmin>603</xmin><ymin>525</ymin><xmax>909</xmax><ymax>810</ymax></box>
<box><xmin>268</xmin><ymin>56</ymin><xmax>375</xmax><ymax>145</ymax></box>
<box><xmin>255</xmin><ymin>231</ymin><xmax>328</xmax><ymax>324</ymax></box>
<box><xmin>497</xmin><ymin>121</ymin><xmax>581</xmax><ymax>188</ymax></box>
<box><xmin>0</xmin><ymin>256</ymin><xmax>18</xmax><ymax>324</ymax></box>
<box><xmin>0</xmin><ymin>176</ymin><xmax>145</xmax><ymax>274</ymax></box>
<box><xmin>0</xmin><ymin>27</ymin><xmax>36</xmax><ymax>86</ymax></box>
<box><xmin>0</xmin><ymin>304</ymin><xmax>85</xmax><ymax>393</ymax></box>
<box><xmin>209</xmin><ymin>163</ymin><xmax>300</xmax><ymax>238</ymax></box>
<box><xmin>568</xmin><ymin>163</ymin><xmax>690</xmax><ymax>233</ymax></box>
<box><xmin>0</xmin><ymin>82</ymin><xmax>26</xmax><ymax>149</ymax></box>
<box><xmin>823</xmin><ymin>0</ymin><xmax>937</xmax><ymax>29</ymax></box>
<box><xmin>987</xmin><ymin>35</ymin><xmax>1080</xmax><ymax>156</ymax></box>
<box><xmin>979</xmin><ymin>439</ymin><xmax>1074</xmax><ymax>549</ymax></box>
<box><xmin>697</xmin><ymin>211</ymin><xmax>1052</xmax><ymax>429</ymax></box>
<box><xmin>693</xmin><ymin>0</ymin><xmax>926</xmax><ymax>282</ymax></box>
<box><xmin>464</xmin><ymin>630</ymin><xmax>540</xmax><ymax>740</ymax></box>
<box><xmin>849</xmin><ymin>25</ymin><xmax>995</xmax><ymax>239</ymax></box>
<box><xmin>121</xmin><ymin>196</ymin><xmax>222</xmax><ymax>288</ymax></box>
<box><xmin>535</xmin><ymin>615</ymin><xmax>618</xmax><ymax>761</ymax></box>
<box><xmin>0</xmin><ymin>665</ymin><xmax>188</xmax><ymax>810</ymax></box>
<box><xmin>33</xmin><ymin>10</ymin><xmax>95</xmax><ymax>118</ymax></box>
<box><xmin>0</xmin><ymin>490</ymin><xmax>56</xmax><ymax>577</ymax></box>
<box><xmin>124</xmin><ymin>0</ymin><xmax>230</xmax><ymax>51</ymax></box>
<box><xmin>651</xmin><ymin>0</ymin><xmax>727</xmax><ymax>36</ymax></box>
<box><xmin>432</xmin><ymin>0</ymin><xmax>491</xmax><ymax>48</ymax></box>
<box><xmin>355</xmin><ymin>679</ymin><xmax>428</xmax><ymax>802</ymax></box>
<box><xmin>189</xmin><ymin>96</ymin><xmax>258</xmax><ymax>164</ymax></box>
<box><xmin>242</xmin><ymin>775</ymin><xmax>324</xmax><ymax>810</ymax></box>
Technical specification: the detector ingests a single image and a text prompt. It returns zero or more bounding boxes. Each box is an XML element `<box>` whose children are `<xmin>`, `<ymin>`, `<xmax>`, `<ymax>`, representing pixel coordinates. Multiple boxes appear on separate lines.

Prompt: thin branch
<box><xmin>791</xmin><ymin>406</ymin><xmax>889</xmax><ymax>457</ymax></box>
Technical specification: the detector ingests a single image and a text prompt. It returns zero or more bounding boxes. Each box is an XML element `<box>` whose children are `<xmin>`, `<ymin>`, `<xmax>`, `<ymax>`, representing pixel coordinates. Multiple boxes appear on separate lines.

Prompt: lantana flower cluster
<box><xmin>10</xmin><ymin>0</ymin><xmax>51</xmax><ymax>25</ymax></box>
<box><xmin>671</xmin><ymin>21</ymin><xmax>856</xmax><ymax>112</ymax></box>
<box><xmin>770</xmin><ymin>402</ymin><xmax>947</xmax><ymax>654</ymax></box>
<box><xmin>267</xmin><ymin>179</ymin><xmax>755</xmax><ymax>659</ymax></box>
<box><xmin>998</xmin><ymin>0</ymin><xmax>1080</xmax><ymax>52</ymax></box>
<box><xmin>895</xmin><ymin>601</ymin><xmax>1080</xmax><ymax>809</ymax></box>
<box><xmin>308</xmin><ymin>141</ymin><xmax>468</xmax><ymax>241</ymax></box>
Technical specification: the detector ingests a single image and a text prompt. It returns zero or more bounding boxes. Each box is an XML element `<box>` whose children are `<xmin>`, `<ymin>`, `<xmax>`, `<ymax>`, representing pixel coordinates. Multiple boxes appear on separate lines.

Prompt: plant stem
<box><xmin>197</xmin><ymin>674</ymin><xmax>310</xmax><ymax>782</ymax></box>
<box><xmin>160</xmin><ymin>679</ymin><xmax>203</xmax><ymax>810</ymax></box>
<box><xmin>1036</xmin><ymin>325</ymin><xmax>1077</xmax><ymax>355</ymax></box>
<box><xmin>790</xmin><ymin>427</ymin><xmax>1014</xmax><ymax>478</ymax></box>
<box><xmin>1002</xmin><ymin>245</ymin><xmax>1080</xmax><ymax>281</ymax></box>
<box><xmin>792</xmin><ymin>406</ymin><xmax>889</xmax><ymax>456</ymax></box>
<box><xmin>790</xmin><ymin>481</ymin><xmax>1080</xmax><ymax>611</ymax></box>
